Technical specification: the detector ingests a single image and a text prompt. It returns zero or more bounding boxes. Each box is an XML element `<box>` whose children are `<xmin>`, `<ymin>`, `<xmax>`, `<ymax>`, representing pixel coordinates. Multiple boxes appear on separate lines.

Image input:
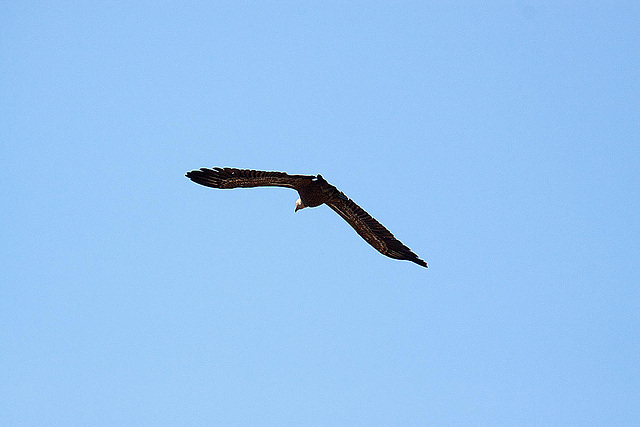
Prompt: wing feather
<box><xmin>186</xmin><ymin>167</ymin><xmax>314</xmax><ymax>190</ymax></box>
<box><xmin>326</xmin><ymin>197</ymin><xmax>428</xmax><ymax>268</ymax></box>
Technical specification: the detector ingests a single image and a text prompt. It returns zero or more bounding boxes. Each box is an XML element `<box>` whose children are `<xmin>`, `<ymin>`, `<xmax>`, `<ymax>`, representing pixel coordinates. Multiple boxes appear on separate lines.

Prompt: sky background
<box><xmin>1</xmin><ymin>1</ymin><xmax>638</xmax><ymax>425</ymax></box>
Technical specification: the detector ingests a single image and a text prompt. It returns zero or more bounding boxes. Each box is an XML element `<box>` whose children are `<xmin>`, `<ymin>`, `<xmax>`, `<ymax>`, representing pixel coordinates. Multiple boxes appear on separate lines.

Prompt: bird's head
<box><xmin>295</xmin><ymin>198</ymin><xmax>305</xmax><ymax>212</ymax></box>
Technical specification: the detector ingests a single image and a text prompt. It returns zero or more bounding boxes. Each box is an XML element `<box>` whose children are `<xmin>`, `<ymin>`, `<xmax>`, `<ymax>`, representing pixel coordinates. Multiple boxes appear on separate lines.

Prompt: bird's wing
<box><xmin>186</xmin><ymin>167</ymin><xmax>314</xmax><ymax>190</ymax></box>
<box><xmin>326</xmin><ymin>195</ymin><xmax>428</xmax><ymax>268</ymax></box>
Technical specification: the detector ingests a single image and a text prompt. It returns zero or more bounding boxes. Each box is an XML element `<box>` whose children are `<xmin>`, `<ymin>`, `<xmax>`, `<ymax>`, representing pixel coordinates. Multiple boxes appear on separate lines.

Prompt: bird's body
<box><xmin>186</xmin><ymin>167</ymin><xmax>427</xmax><ymax>268</ymax></box>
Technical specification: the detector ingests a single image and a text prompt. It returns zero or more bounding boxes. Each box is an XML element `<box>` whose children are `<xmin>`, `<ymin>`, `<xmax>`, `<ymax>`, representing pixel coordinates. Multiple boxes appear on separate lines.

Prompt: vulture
<box><xmin>186</xmin><ymin>167</ymin><xmax>427</xmax><ymax>268</ymax></box>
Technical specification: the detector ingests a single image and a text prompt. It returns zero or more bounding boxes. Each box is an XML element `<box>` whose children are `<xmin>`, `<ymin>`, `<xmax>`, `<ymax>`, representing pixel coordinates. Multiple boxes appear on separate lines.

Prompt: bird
<box><xmin>186</xmin><ymin>167</ymin><xmax>427</xmax><ymax>268</ymax></box>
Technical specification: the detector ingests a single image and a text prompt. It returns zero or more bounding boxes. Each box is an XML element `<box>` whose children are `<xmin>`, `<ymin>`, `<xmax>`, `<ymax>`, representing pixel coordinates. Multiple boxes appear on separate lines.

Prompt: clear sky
<box><xmin>1</xmin><ymin>2</ymin><xmax>638</xmax><ymax>425</ymax></box>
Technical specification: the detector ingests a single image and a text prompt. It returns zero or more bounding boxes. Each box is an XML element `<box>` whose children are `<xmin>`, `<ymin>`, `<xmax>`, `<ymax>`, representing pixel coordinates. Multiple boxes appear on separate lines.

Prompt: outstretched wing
<box><xmin>326</xmin><ymin>196</ymin><xmax>428</xmax><ymax>268</ymax></box>
<box><xmin>186</xmin><ymin>167</ymin><xmax>314</xmax><ymax>190</ymax></box>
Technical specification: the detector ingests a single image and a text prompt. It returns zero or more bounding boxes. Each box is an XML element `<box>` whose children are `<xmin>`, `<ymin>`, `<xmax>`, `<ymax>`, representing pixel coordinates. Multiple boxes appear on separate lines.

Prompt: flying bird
<box><xmin>186</xmin><ymin>167</ymin><xmax>427</xmax><ymax>268</ymax></box>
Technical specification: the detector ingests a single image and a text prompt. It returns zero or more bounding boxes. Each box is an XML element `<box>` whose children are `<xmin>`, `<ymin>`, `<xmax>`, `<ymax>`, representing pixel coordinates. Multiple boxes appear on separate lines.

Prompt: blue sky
<box><xmin>1</xmin><ymin>1</ymin><xmax>638</xmax><ymax>425</ymax></box>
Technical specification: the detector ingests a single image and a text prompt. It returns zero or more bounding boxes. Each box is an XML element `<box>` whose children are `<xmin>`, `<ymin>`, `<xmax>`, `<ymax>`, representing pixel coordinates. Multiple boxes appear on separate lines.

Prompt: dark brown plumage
<box><xmin>186</xmin><ymin>167</ymin><xmax>427</xmax><ymax>268</ymax></box>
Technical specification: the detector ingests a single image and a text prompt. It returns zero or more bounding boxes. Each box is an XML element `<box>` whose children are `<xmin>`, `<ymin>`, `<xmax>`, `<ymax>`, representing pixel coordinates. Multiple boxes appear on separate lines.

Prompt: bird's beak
<box><xmin>295</xmin><ymin>205</ymin><xmax>300</xmax><ymax>212</ymax></box>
